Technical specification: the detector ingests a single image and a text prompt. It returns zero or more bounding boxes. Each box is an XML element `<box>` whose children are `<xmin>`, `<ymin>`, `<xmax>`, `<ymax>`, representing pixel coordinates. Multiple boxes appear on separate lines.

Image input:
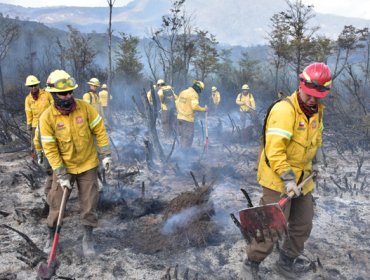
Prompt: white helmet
<box><xmin>242</xmin><ymin>84</ymin><xmax>249</xmax><ymax>90</ymax></box>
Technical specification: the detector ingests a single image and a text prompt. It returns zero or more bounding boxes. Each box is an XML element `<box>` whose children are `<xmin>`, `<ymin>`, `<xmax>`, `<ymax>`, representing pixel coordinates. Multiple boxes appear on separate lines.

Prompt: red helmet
<box><xmin>299</xmin><ymin>63</ymin><xmax>332</xmax><ymax>98</ymax></box>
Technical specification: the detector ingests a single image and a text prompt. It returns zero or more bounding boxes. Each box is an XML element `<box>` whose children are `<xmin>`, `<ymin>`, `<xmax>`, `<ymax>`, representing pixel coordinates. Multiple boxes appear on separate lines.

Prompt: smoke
<box><xmin>161</xmin><ymin>206</ymin><xmax>205</xmax><ymax>235</ymax></box>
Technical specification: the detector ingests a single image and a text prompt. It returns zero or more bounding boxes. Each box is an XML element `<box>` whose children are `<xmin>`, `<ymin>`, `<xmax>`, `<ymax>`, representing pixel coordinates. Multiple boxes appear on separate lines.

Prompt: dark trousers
<box><xmin>178</xmin><ymin>119</ymin><xmax>195</xmax><ymax>147</ymax></box>
<box><xmin>47</xmin><ymin>167</ymin><xmax>99</xmax><ymax>228</ymax></box>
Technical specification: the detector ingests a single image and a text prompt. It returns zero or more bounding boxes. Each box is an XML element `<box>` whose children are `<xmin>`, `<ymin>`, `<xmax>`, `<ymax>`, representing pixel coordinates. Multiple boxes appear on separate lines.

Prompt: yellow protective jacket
<box><xmin>25</xmin><ymin>89</ymin><xmax>54</xmax><ymax>128</ymax></box>
<box><xmin>99</xmin><ymin>90</ymin><xmax>109</xmax><ymax>107</ymax></box>
<box><xmin>257</xmin><ymin>91</ymin><xmax>324</xmax><ymax>195</ymax></box>
<box><xmin>83</xmin><ymin>91</ymin><xmax>100</xmax><ymax>112</ymax></box>
<box><xmin>236</xmin><ymin>93</ymin><xmax>255</xmax><ymax>112</ymax></box>
<box><xmin>39</xmin><ymin>99</ymin><xmax>110</xmax><ymax>174</ymax></box>
<box><xmin>158</xmin><ymin>85</ymin><xmax>177</xmax><ymax>111</ymax></box>
<box><xmin>211</xmin><ymin>91</ymin><xmax>221</xmax><ymax>105</ymax></box>
<box><xmin>176</xmin><ymin>87</ymin><xmax>206</xmax><ymax>123</ymax></box>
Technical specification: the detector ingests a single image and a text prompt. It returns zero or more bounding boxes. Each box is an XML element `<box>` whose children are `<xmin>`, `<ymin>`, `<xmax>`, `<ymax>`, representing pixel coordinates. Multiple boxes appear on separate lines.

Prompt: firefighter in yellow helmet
<box><xmin>83</xmin><ymin>77</ymin><xmax>101</xmax><ymax>113</ymax></box>
<box><xmin>156</xmin><ymin>79</ymin><xmax>177</xmax><ymax>138</ymax></box>
<box><xmin>176</xmin><ymin>80</ymin><xmax>207</xmax><ymax>147</ymax></box>
<box><xmin>210</xmin><ymin>86</ymin><xmax>221</xmax><ymax>112</ymax></box>
<box><xmin>241</xmin><ymin>63</ymin><xmax>332</xmax><ymax>279</ymax></box>
<box><xmin>98</xmin><ymin>83</ymin><xmax>110</xmax><ymax>122</ymax></box>
<box><xmin>24</xmin><ymin>75</ymin><xmax>54</xmax><ymax>154</ymax></box>
<box><xmin>39</xmin><ymin>70</ymin><xmax>111</xmax><ymax>257</ymax></box>
<box><xmin>236</xmin><ymin>84</ymin><xmax>256</xmax><ymax>129</ymax></box>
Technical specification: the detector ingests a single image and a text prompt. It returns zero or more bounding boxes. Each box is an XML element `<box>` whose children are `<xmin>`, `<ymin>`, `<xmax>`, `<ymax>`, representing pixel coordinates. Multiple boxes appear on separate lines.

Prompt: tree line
<box><xmin>0</xmin><ymin>0</ymin><xmax>369</xmax><ymax>152</ymax></box>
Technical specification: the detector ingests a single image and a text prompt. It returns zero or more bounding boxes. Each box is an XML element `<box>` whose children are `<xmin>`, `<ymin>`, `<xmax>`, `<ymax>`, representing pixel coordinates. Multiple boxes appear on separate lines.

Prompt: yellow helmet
<box><xmin>157</xmin><ymin>79</ymin><xmax>165</xmax><ymax>86</ymax></box>
<box><xmin>242</xmin><ymin>84</ymin><xmax>249</xmax><ymax>90</ymax></box>
<box><xmin>46</xmin><ymin>70</ymin><xmax>78</xmax><ymax>93</ymax></box>
<box><xmin>193</xmin><ymin>80</ymin><xmax>204</xmax><ymax>91</ymax></box>
<box><xmin>87</xmin><ymin>77</ymin><xmax>100</xmax><ymax>87</ymax></box>
<box><xmin>212</xmin><ymin>86</ymin><xmax>217</xmax><ymax>92</ymax></box>
<box><xmin>101</xmin><ymin>83</ymin><xmax>107</xmax><ymax>89</ymax></box>
<box><xmin>25</xmin><ymin>75</ymin><xmax>40</xmax><ymax>86</ymax></box>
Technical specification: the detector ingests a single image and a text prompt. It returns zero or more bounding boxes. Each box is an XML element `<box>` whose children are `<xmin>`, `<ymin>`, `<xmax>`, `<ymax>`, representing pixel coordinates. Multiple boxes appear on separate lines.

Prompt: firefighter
<box><xmin>83</xmin><ymin>77</ymin><xmax>101</xmax><ymax>113</ymax></box>
<box><xmin>176</xmin><ymin>80</ymin><xmax>207</xmax><ymax>147</ymax></box>
<box><xmin>24</xmin><ymin>75</ymin><xmax>54</xmax><ymax>199</ymax></box>
<box><xmin>241</xmin><ymin>63</ymin><xmax>331</xmax><ymax>279</ymax></box>
<box><xmin>24</xmin><ymin>75</ymin><xmax>54</xmax><ymax>154</ymax></box>
<box><xmin>157</xmin><ymin>79</ymin><xmax>177</xmax><ymax>137</ymax></box>
<box><xmin>236</xmin><ymin>84</ymin><xmax>256</xmax><ymax>128</ymax></box>
<box><xmin>98</xmin><ymin>83</ymin><xmax>110</xmax><ymax>122</ymax></box>
<box><xmin>210</xmin><ymin>86</ymin><xmax>221</xmax><ymax>112</ymax></box>
<box><xmin>39</xmin><ymin>70</ymin><xmax>111</xmax><ymax>257</ymax></box>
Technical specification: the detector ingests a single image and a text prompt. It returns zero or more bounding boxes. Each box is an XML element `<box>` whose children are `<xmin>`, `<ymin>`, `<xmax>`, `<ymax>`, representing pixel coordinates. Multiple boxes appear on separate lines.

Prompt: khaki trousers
<box><xmin>178</xmin><ymin>119</ymin><xmax>194</xmax><ymax>147</ymax></box>
<box><xmin>247</xmin><ymin>187</ymin><xmax>313</xmax><ymax>262</ymax></box>
<box><xmin>47</xmin><ymin>167</ymin><xmax>99</xmax><ymax>228</ymax></box>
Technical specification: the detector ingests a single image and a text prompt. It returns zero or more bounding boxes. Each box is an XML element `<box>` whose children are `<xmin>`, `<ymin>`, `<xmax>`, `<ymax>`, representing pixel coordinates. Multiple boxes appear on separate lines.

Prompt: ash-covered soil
<box><xmin>0</xmin><ymin>111</ymin><xmax>369</xmax><ymax>280</ymax></box>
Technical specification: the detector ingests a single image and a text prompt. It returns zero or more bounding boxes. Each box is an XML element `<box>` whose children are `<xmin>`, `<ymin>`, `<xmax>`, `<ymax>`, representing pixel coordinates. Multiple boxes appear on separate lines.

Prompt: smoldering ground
<box><xmin>1</xmin><ymin>103</ymin><xmax>370</xmax><ymax>279</ymax></box>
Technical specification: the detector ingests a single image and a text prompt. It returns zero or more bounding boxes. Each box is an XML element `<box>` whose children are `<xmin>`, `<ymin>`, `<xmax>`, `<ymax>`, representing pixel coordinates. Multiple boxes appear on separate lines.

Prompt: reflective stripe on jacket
<box><xmin>25</xmin><ymin>89</ymin><xmax>54</xmax><ymax>127</ymax></box>
<box><xmin>212</xmin><ymin>91</ymin><xmax>221</xmax><ymax>105</ymax></box>
<box><xmin>99</xmin><ymin>90</ymin><xmax>109</xmax><ymax>107</ymax></box>
<box><xmin>236</xmin><ymin>93</ymin><xmax>255</xmax><ymax>112</ymax></box>
<box><xmin>83</xmin><ymin>92</ymin><xmax>100</xmax><ymax>112</ymax></box>
<box><xmin>39</xmin><ymin>99</ymin><xmax>110</xmax><ymax>174</ymax></box>
<box><xmin>176</xmin><ymin>87</ymin><xmax>206</xmax><ymax>123</ymax></box>
<box><xmin>257</xmin><ymin>91</ymin><xmax>324</xmax><ymax>195</ymax></box>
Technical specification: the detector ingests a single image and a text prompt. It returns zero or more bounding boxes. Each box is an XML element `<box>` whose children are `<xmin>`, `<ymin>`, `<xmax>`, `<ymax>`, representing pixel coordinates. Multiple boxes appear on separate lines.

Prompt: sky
<box><xmin>2</xmin><ymin>0</ymin><xmax>370</xmax><ymax>20</ymax></box>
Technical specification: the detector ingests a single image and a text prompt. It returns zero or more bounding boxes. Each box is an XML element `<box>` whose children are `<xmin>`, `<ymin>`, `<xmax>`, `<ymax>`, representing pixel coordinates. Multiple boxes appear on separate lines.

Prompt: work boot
<box><xmin>240</xmin><ymin>259</ymin><xmax>260</xmax><ymax>280</ymax></box>
<box><xmin>276</xmin><ymin>250</ymin><xmax>313</xmax><ymax>279</ymax></box>
<box><xmin>43</xmin><ymin>227</ymin><xmax>55</xmax><ymax>254</ymax></box>
<box><xmin>82</xmin><ymin>225</ymin><xmax>96</xmax><ymax>257</ymax></box>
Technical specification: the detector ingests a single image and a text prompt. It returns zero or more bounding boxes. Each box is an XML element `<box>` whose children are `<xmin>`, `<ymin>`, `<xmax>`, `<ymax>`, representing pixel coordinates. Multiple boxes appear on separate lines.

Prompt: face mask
<box><xmin>53</xmin><ymin>93</ymin><xmax>76</xmax><ymax>115</ymax></box>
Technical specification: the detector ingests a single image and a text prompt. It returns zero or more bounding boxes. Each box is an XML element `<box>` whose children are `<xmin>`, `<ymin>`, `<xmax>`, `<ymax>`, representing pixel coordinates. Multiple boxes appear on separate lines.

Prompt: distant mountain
<box><xmin>1</xmin><ymin>0</ymin><xmax>370</xmax><ymax>46</ymax></box>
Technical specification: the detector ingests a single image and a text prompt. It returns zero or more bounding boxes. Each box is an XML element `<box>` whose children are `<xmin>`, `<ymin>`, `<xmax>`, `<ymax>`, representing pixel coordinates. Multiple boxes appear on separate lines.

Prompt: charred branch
<box><xmin>189</xmin><ymin>171</ymin><xmax>200</xmax><ymax>188</ymax></box>
<box><xmin>355</xmin><ymin>155</ymin><xmax>364</xmax><ymax>181</ymax></box>
<box><xmin>1</xmin><ymin>224</ymin><xmax>46</xmax><ymax>268</ymax></box>
<box><xmin>19</xmin><ymin>171</ymin><xmax>38</xmax><ymax>190</ymax></box>
<box><xmin>140</xmin><ymin>87</ymin><xmax>165</xmax><ymax>161</ymax></box>
<box><xmin>165</xmin><ymin>136</ymin><xmax>177</xmax><ymax>163</ymax></box>
<box><xmin>108</xmin><ymin>134</ymin><xmax>121</xmax><ymax>162</ymax></box>
<box><xmin>131</xmin><ymin>96</ymin><xmax>145</xmax><ymax>118</ymax></box>
<box><xmin>330</xmin><ymin>176</ymin><xmax>346</xmax><ymax>192</ymax></box>
<box><xmin>0</xmin><ymin>210</ymin><xmax>10</xmax><ymax>217</ymax></box>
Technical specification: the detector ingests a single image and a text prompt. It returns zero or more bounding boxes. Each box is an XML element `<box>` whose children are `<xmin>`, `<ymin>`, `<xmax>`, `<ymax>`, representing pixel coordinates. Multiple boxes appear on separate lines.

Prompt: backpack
<box><xmin>259</xmin><ymin>97</ymin><xmax>295</xmax><ymax>168</ymax></box>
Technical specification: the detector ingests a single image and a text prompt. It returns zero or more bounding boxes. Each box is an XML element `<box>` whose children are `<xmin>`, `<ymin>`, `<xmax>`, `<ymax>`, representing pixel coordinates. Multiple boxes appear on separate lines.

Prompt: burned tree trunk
<box><xmin>140</xmin><ymin>85</ymin><xmax>165</xmax><ymax>161</ymax></box>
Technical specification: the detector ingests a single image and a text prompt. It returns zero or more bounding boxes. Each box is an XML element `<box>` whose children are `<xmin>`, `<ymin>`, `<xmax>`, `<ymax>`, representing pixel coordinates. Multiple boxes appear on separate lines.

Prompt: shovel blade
<box><xmin>37</xmin><ymin>261</ymin><xmax>56</xmax><ymax>279</ymax></box>
<box><xmin>239</xmin><ymin>203</ymin><xmax>287</xmax><ymax>243</ymax></box>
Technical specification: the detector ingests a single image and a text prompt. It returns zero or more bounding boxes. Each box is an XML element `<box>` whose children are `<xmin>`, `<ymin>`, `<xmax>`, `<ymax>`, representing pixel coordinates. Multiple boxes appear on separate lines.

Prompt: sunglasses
<box><xmin>48</xmin><ymin>77</ymin><xmax>76</xmax><ymax>90</ymax></box>
<box><xmin>301</xmin><ymin>79</ymin><xmax>330</xmax><ymax>92</ymax></box>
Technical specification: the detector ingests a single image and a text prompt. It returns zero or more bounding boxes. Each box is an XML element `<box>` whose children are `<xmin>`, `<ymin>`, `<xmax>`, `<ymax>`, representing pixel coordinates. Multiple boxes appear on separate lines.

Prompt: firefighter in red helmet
<box><xmin>240</xmin><ymin>62</ymin><xmax>331</xmax><ymax>279</ymax></box>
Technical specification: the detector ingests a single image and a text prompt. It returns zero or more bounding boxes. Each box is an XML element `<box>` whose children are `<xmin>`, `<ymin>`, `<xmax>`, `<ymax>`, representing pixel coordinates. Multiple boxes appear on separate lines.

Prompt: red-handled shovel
<box><xmin>37</xmin><ymin>187</ymin><xmax>69</xmax><ymax>279</ymax></box>
<box><xmin>236</xmin><ymin>171</ymin><xmax>316</xmax><ymax>243</ymax></box>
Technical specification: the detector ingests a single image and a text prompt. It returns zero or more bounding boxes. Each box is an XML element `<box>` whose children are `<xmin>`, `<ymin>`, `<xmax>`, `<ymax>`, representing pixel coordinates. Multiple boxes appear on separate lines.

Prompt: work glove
<box><xmin>280</xmin><ymin>170</ymin><xmax>300</xmax><ymax>197</ymax></box>
<box><xmin>57</xmin><ymin>173</ymin><xmax>73</xmax><ymax>190</ymax></box>
<box><xmin>102</xmin><ymin>157</ymin><xmax>112</xmax><ymax>174</ymax></box>
<box><xmin>36</xmin><ymin>151</ymin><xmax>43</xmax><ymax>165</ymax></box>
